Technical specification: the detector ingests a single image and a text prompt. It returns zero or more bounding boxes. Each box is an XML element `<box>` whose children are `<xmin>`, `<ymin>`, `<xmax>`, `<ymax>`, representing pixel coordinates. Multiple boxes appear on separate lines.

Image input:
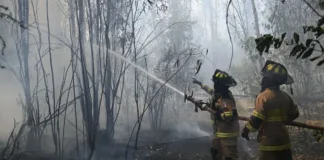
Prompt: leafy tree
<box><xmin>254</xmin><ymin>0</ymin><xmax>324</xmax><ymax>66</ymax></box>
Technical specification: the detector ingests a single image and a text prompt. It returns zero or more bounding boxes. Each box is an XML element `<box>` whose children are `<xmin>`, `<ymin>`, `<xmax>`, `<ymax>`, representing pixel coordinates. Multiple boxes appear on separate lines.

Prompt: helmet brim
<box><xmin>284</xmin><ymin>74</ymin><xmax>294</xmax><ymax>85</ymax></box>
<box><xmin>211</xmin><ymin>77</ymin><xmax>237</xmax><ymax>87</ymax></box>
<box><xmin>261</xmin><ymin>72</ymin><xmax>294</xmax><ymax>85</ymax></box>
<box><xmin>227</xmin><ymin>78</ymin><xmax>237</xmax><ymax>87</ymax></box>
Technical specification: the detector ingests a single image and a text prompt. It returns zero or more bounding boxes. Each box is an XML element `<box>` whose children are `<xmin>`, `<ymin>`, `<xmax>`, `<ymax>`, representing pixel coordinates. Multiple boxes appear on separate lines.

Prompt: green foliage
<box><xmin>255</xmin><ymin>17</ymin><xmax>324</xmax><ymax>66</ymax></box>
<box><xmin>195</xmin><ymin>59</ymin><xmax>202</xmax><ymax>75</ymax></box>
<box><xmin>255</xmin><ymin>33</ymin><xmax>286</xmax><ymax>55</ymax></box>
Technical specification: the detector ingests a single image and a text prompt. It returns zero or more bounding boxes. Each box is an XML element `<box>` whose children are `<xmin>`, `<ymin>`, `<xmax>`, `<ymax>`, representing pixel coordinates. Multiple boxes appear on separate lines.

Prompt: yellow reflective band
<box><xmin>224</xmin><ymin>112</ymin><xmax>233</xmax><ymax>116</ymax></box>
<box><xmin>281</xmin><ymin>68</ymin><xmax>286</xmax><ymax>74</ymax></box>
<box><xmin>267</xmin><ymin>109</ymin><xmax>285</xmax><ymax>117</ymax></box>
<box><xmin>246</xmin><ymin>123</ymin><xmax>258</xmax><ymax>132</ymax></box>
<box><xmin>219</xmin><ymin>74</ymin><xmax>224</xmax><ymax>78</ymax></box>
<box><xmin>267</xmin><ymin>116</ymin><xmax>287</xmax><ymax>122</ymax></box>
<box><xmin>252</xmin><ymin>111</ymin><xmax>266</xmax><ymax>120</ymax></box>
<box><xmin>221</xmin><ymin>112</ymin><xmax>233</xmax><ymax>120</ymax></box>
<box><xmin>274</xmin><ymin>67</ymin><xmax>279</xmax><ymax>73</ymax></box>
<box><xmin>215</xmin><ymin>132</ymin><xmax>239</xmax><ymax>138</ymax></box>
<box><xmin>267</xmin><ymin>64</ymin><xmax>273</xmax><ymax>71</ymax></box>
<box><xmin>216</xmin><ymin>73</ymin><xmax>220</xmax><ymax>77</ymax></box>
<box><xmin>221</xmin><ymin>113</ymin><xmax>226</xmax><ymax>120</ymax></box>
<box><xmin>259</xmin><ymin>143</ymin><xmax>291</xmax><ymax>151</ymax></box>
<box><xmin>224</xmin><ymin>74</ymin><xmax>228</xmax><ymax>78</ymax></box>
<box><xmin>207</xmin><ymin>88</ymin><xmax>213</xmax><ymax>93</ymax></box>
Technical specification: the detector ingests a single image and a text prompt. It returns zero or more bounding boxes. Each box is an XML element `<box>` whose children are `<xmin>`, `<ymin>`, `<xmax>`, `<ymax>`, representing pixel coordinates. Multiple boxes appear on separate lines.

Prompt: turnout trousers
<box><xmin>211</xmin><ymin>137</ymin><xmax>238</xmax><ymax>160</ymax></box>
<box><xmin>259</xmin><ymin>149</ymin><xmax>293</xmax><ymax>160</ymax></box>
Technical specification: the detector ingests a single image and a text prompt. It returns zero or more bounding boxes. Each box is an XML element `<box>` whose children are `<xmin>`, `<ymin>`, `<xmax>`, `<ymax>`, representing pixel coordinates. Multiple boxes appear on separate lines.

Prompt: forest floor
<box><xmin>134</xmin><ymin>136</ymin><xmax>324</xmax><ymax>160</ymax></box>
<box><xmin>12</xmin><ymin>136</ymin><xmax>324</xmax><ymax>160</ymax></box>
<box><xmin>4</xmin><ymin>121</ymin><xmax>324</xmax><ymax>160</ymax></box>
<box><xmin>134</xmin><ymin>135</ymin><xmax>252</xmax><ymax>160</ymax></box>
<box><xmin>132</xmin><ymin>121</ymin><xmax>324</xmax><ymax>160</ymax></box>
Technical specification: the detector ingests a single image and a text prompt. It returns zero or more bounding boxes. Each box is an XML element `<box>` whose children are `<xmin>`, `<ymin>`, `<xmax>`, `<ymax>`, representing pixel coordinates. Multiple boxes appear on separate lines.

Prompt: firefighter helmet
<box><xmin>212</xmin><ymin>69</ymin><xmax>237</xmax><ymax>87</ymax></box>
<box><xmin>261</xmin><ymin>60</ymin><xmax>294</xmax><ymax>85</ymax></box>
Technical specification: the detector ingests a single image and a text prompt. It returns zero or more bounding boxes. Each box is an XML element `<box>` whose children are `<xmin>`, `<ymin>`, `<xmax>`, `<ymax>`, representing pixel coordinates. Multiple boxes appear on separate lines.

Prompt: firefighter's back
<box><xmin>257</xmin><ymin>88</ymin><xmax>297</xmax><ymax>160</ymax></box>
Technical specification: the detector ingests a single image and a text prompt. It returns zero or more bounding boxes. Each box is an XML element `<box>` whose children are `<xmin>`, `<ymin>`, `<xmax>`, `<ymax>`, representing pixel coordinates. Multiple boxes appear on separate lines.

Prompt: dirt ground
<box><xmin>134</xmin><ymin>136</ymin><xmax>252</xmax><ymax>160</ymax></box>
<box><xmin>134</xmin><ymin>136</ymin><xmax>324</xmax><ymax>160</ymax></box>
<box><xmin>5</xmin><ymin>121</ymin><xmax>324</xmax><ymax>160</ymax></box>
<box><xmin>13</xmin><ymin>137</ymin><xmax>324</xmax><ymax>160</ymax></box>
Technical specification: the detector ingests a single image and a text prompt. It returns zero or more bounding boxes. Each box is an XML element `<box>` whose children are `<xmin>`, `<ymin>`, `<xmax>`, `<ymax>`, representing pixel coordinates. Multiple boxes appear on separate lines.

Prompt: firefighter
<box><xmin>241</xmin><ymin>60</ymin><xmax>300</xmax><ymax>160</ymax></box>
<box><xmin>192</xmin><ymin>78</ymin><xmax>219</xmax><ymax>141</ymax></box>
<box><xmin>192</xmin><ymin>73</ymin><xmax>237</xmax><ymax>137</ymax></box>
<box><xmin>194</xmin><ymin>69</ymin><xmax>240</xmax><ymax>160</ymax></box>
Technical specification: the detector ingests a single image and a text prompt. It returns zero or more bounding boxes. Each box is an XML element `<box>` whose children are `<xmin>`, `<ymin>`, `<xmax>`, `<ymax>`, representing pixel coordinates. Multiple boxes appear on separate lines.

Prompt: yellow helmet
<box><xmin>261</xmin><ymin>60</ymin><xmax>294</xmax><ymax>85</ymax></box>
<box><xmin>212</xmin><ymin>69</ymin><xmax>237</xmax><ymax>87</ymax></box>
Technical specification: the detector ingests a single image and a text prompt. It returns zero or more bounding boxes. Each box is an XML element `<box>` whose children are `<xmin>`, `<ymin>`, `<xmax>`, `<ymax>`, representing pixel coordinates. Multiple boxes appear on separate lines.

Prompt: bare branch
<box><xmin>302</xmin><ymin>0</ymin><xmax>324</xmax><ymax>18</ymax></box>
<box><xmin>226</xmin><ymin>0</ymin><xmax>234</xmax><ymax>70</ymax></box>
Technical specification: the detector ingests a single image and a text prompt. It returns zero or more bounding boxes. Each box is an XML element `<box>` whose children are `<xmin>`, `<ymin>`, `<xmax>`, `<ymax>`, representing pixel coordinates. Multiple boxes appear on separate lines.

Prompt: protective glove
<box><xmin>241</xmin><ymin>127</ymin><xmax>250</xmax><ymax>141</ymax></box>
<box><xmin>192</xmin><ymin>78</ymin><xmax>202</xmax><ymax>86</ymax></box>
<box><xmin>193</xmin><ymin>100</ymin><xmax>204</xmax><ymax>110</ymax></box>
<box><xmin>199</xmin><ymin>105</ymin><xmax>208</xmax><ymax>111</ymax></box>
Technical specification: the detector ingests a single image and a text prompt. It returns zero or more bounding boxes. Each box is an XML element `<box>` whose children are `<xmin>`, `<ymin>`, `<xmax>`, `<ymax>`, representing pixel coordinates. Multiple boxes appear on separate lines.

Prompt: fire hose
<box><xmin>184</xmin><ymin>93</ymin><xmax>324</xmax><ymax>133</ymax></box>
<box><xmin>237</xmin><ymin>116</ymin><xmax>324</xmax><ymax>131</ymax></box>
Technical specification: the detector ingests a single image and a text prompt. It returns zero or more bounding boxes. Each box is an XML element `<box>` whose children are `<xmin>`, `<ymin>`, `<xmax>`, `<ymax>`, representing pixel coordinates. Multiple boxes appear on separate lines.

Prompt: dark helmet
<box><xmin>261</xmin><ymin>60</ymin><xmax>294</xmax><ymax>85</ymax></box>
<box><xmin>212</xmin><ymin>69</ymin><xmax>237</xmax><ymax>87</ymax></box>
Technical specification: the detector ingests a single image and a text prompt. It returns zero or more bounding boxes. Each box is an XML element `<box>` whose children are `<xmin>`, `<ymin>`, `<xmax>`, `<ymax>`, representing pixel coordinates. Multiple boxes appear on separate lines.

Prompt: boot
<box><xmin>210</xmin><ymin>147</ymin><xmax>219</xmax><ymax>160</ymax></box>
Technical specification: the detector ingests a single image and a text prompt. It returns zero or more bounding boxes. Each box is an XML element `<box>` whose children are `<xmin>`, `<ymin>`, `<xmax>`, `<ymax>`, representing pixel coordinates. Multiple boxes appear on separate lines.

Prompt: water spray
<box><xmin>105</xmin><ymin>48</ymin><xmax>219</xmax><ymax>107</ymax></box>
<box><xmin>105</xmin><ymin>49</ymin><xmax>211</xmax><ymax>101</ymax></box>
<box><xmin>104</xmin><ymin>47</ymin><xmax>185</xmax><ymax>96</ymax></box>
<box><xmin>102</xmin><ymin>48</ymin><xmax>213</xmax><ymax>109</ymax></box>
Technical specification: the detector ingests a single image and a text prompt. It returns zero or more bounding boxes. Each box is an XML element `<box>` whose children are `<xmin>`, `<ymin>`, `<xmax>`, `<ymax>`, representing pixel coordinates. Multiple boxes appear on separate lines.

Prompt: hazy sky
<box><xmin>0</xmin><ymin>0</ymin><xmax>267</xmax><ymax>139</ymax></box>
<box><xmin>190</xmin><ymin>0</ymin><xmax>256</xmax><ymax>85</ymax></box>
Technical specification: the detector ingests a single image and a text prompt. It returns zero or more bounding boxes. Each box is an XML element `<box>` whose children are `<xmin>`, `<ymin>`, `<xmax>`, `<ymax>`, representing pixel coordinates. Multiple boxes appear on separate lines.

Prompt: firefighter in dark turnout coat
<box><xmin>194</xmin><ymin>69</ymin><xmax>239</xmax><ymax>160</ymax></box>
<box><xmin>192</xmin><ymin>78</ymin><xmax>223</xmax><ymax>140</ymax></box>
<box><xmin>241</xmin><ymin>60</ymin><xmax>300</xmax><ymax>160</ymax></box>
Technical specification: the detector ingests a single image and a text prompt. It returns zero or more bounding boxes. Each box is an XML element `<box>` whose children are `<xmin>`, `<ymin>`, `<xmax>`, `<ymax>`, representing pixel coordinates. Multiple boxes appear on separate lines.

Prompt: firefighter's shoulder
<box><xmin>255</xmin><ymin>89</ymin><xmax>276</xmax><ymax>104</ymax></box>
<box><xmin>255</xmin><ymin>90</ymin><xmax>270</xmax><ymax>100</ymax></box>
